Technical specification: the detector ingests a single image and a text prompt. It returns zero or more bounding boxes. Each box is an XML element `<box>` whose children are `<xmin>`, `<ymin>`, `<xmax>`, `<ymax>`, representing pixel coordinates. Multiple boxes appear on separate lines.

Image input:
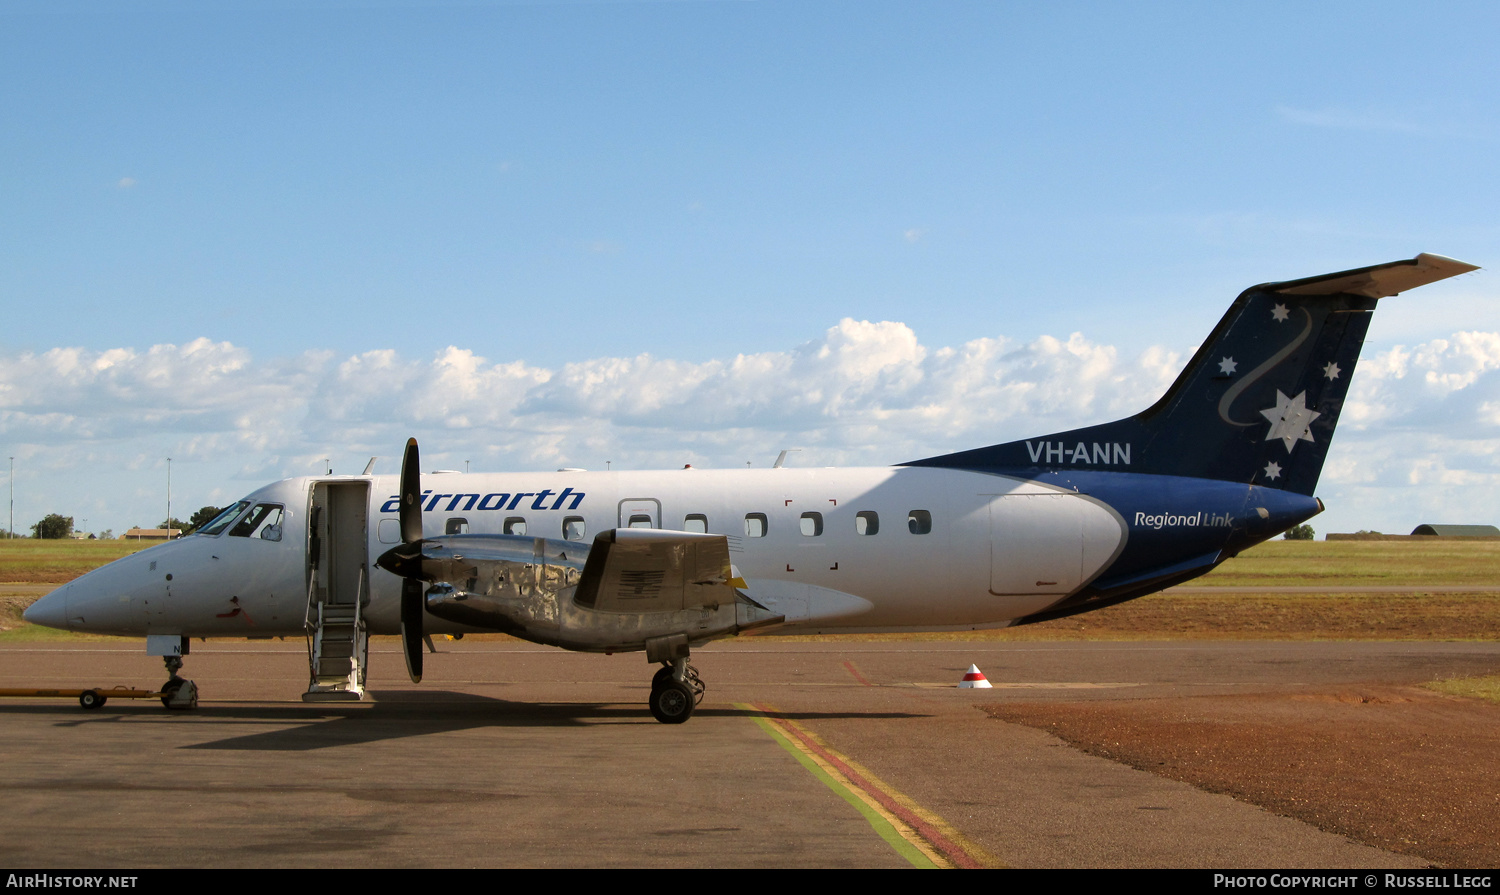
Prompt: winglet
<box><xmin>1266</xmin><ymin>253</ymin><xmax>1478</xmax><ymax>299</ymax></box>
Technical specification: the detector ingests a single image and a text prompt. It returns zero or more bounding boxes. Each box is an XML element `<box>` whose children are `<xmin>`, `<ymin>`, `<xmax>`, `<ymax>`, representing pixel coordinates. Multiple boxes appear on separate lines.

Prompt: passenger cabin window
<box><xmin>628</xmin><ymin>513</ymin><xmax>653</xmax><ymax>529</ymax></box>
<box><xmin>229</xmin><ymin>504</ymin><xmax>285</xmax><ymax>541</ymax></box>
<box><xmin>200</xmin><ymin>501</ymin><xmax>251</xmax><ymax>537</ymax></box>
<box><xmin>377</xmin><ymin>519</ymin><xmax>401</xmax><ymax>544</ymax></box>
<box><xmin>504</xmin><ymin>517</ymin><xmax>527</xmax><ymax>536</ymax></box>
<box><xmin>683</xmin><ymin>514</ymin><xmax>707</xmax><ymax>534</ymax></box>
<box><xmin>745</xmin><ymin>513</ymin><xmax>768</xmax><ymax>538</ymax></box>
<box><xmin>563</xmin><ymin>517</ymin><xmax>586</xmax><ymax>540</ymax></box>
<box><xmin>907</xmin><ymin>510</ymin><xmax>932</xmax><ymax>535</ymax></box>
<box><xmin>855</xmin><ymin>511</ymin><xmax>879</xmax><ymax>536</ymax></box>
<box><xmin>799</xmin><ymin>512</ymin><xmax>823</xmax><ymax>537</ymax></box>
<box><xmin>445</xmin><ymin>518</ymin><xmax>468</xmax><ymax>535</ymax></box>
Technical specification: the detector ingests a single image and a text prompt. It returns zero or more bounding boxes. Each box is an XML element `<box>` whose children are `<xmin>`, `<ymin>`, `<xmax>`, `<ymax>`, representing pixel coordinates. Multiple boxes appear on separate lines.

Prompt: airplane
<box><xmin>23</xmin><ymin>253</ymin><xmax>1478</xmax><ymax>722</ymax></box>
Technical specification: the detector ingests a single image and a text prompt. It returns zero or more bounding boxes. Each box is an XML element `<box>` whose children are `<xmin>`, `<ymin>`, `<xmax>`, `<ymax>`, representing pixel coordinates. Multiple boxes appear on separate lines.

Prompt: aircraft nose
<box><xmin>22</xmin><ymin>585</ymin><xmax>70</xmax><ymax>630</ymax></box>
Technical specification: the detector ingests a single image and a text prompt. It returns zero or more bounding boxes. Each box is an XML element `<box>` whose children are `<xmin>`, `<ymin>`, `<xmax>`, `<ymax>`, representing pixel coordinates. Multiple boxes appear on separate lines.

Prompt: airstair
<box><xmin>303</xmin><ymin>566</ymin><xmax>369</xmax><ymax>701</ymax></box>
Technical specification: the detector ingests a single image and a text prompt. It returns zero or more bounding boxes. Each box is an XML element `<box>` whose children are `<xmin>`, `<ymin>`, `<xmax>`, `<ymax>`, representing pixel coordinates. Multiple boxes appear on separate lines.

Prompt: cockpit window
<box><xmin>229</xmin><ymin>504</ymin><xmax>285</xmax><ymax>541</ymax></box>
<box><xmin>199</xmin><ymin>501</ymin><xmax>252</xmax><ymax>537</ymax></box>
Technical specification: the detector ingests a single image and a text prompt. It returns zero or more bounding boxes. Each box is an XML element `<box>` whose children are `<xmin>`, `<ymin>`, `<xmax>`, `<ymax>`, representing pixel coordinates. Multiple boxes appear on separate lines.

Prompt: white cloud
<box><xmin>1275</xmin><ymin>105</ymin><xmax>1427</xmax><ymax>135</ymax></box>
<box><xmin>1272</xmin><ymin>105</ymin><xmax>1492</xmax><ymax>143</ymax></box>
<box><xmin>8</xmin><ymin>324</ymin><xmax>1500</xmax><ymax>535</ymax></box>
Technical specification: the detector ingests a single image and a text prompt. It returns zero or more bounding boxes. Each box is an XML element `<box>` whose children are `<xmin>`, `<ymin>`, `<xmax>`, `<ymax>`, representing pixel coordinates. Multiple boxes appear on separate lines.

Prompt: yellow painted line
<box><xmin>739</xmin><ymin>702</ymin><xmax>1002</xmax><ymax>869</ymax></box>
<box><xmin>908</xmin><ymin>681</ymin><xmax>1145</xmax><ymax>689</ymax></box>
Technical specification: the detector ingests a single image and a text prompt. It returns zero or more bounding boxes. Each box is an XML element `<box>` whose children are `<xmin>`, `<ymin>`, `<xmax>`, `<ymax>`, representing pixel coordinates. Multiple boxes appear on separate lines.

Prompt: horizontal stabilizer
<box><xmin>1266</xmin><ymin>253</ymin><xmax>1477</xmax><ymax>299</ymax></box>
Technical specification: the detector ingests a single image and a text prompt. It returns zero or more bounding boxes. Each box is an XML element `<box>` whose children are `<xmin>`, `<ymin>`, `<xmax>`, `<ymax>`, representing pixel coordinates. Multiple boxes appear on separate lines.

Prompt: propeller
<box><xmin>374</xmin><ymin>437</ymin><xmax>427</xmax><ymax>683</ymax></box>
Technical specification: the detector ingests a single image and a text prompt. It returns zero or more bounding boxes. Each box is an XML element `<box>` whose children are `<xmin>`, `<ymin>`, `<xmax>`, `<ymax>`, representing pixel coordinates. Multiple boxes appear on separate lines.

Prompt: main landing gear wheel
<box><xmin>78</xmin><ymin>690</ymin><xmax>106</xmax><ymax>710</ymax></box>
<box><xmin>650</xmin><ymin>680</ymin><xmax>695</xmax><ymax>724</ymax></box>
<box><xmin>653</xmin><ymin>661</ymin><xmax>706</xmax><ymax>703</ymax></box>
<box><xmin>649</xmin><ymin>660</ymin><xmax>706</xmax><ymax>723</ymax></box>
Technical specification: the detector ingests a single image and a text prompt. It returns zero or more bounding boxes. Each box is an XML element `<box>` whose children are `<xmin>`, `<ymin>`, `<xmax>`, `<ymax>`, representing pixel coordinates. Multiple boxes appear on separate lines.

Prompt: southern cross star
<box><xmin>1263</xmin><ymin>461</ymin><xmax>1282</xmax><ymax>480</ymax></box>
<box><xmin>1271</xmin><ymin>303</ymin><xmax>1290</xmax><ymax>322</ymax></box>
<box><xmin>1218</xmin><ymin>357</ymin><xmax>1237</xmax><ymax>375</ymax></box>
<box><xmin>1259</xmin><ymin>390</ymin><xmax>1320</xmax><ymax>452</ymax></box>
<box><xmin>1323</xmin><ymin>362</ymin><xmax>1341</xmax><ymax>380</ymax></box>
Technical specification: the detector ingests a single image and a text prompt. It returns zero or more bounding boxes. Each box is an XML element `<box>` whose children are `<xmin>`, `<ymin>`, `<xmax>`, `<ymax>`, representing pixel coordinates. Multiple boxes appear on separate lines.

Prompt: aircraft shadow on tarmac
<box><xmin>0</xmin><ymin>694</ymin><xmax>925</xmax><ymax>751</ymax></box>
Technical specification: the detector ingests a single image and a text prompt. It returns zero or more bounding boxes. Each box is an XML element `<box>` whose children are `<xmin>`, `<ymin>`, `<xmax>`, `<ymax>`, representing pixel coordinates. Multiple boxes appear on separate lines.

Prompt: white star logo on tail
<box><xmin>1263</xmin><ymin>462</ymin><xmax>1282</xmax><ymax>480</ymax></box>
<box><xmin>1259</xmin><ymin>390</ymin><xmax>1320</xmax><ymax>452</ymax></box>
<box><xmin>1218</xmin><ymin>357</ymin><xmax>1237</xmax><ymax>375</ymax></box>
<box><xmin>1323</xmin><ymin>362</ymin><xmax>1341</xmax><ymax>380</ymax></box>
<box><xmin>1271</xmin><ymin>303</ymin><xmax>1290</xmax><ymax>322</ymax></box>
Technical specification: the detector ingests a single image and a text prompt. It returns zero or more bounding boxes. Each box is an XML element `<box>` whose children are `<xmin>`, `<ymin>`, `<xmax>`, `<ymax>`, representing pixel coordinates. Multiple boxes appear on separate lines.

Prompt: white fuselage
<box><xmin>37</xmin><ymin>465</ymin><xmax>1129</xmax><ymax>640</ymax></box>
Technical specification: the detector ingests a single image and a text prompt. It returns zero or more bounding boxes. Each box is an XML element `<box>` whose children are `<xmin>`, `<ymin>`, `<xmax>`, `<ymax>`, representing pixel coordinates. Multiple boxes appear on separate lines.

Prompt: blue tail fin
<box><xmin>906</xmin><ymin>254</ymin><xmax>1478</xmax><ymax>495</ymax></box>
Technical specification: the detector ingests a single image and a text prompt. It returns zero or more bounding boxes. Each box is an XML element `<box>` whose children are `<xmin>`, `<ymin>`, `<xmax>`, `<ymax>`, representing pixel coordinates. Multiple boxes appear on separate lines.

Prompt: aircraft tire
<box><xmin>652</xmin><ymin>665</ymin><xmax>674</xmax><ymax>689</ymax></box>
<box><xmin>79</xmin><ymin>690</ymin><xmax>105</xmax><ymax>710</ymax></box>
<box><xmin>649</xmin><ymin>680</ymin><xmax>695</xmax><ymax>724</ymax></box>
<box><xmin>159</xmin><ymin>678</ymin><xmax>183</xmax><ymax>709</ymax></box>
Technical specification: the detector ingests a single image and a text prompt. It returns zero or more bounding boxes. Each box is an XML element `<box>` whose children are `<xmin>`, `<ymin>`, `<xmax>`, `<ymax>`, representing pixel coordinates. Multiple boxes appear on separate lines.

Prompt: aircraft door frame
<box><xmin>618</xmin><ymin>498</ymin><xmax>662</xmax><ymax>529</ymax></box>
<box><xmin>987</xmin><ymin>493</ymin><xmax>1084</xmax><ymax>596</ymax></box>
<box><xmin>309</xmin><ymin>481</ymin><xmax>371</xmax><ymax>607</ymax></box>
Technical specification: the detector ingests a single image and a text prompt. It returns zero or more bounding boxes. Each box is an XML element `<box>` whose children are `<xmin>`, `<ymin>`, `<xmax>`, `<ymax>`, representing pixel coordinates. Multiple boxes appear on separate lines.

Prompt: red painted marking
<box><xmin>214</xmin><ymin>607</ymin><xmax>255</xmax><ymax>625</ymax></box>
<box><xmin>753</xmin><ymin>703</ymin><xmax>985</xmax><ymax>869</ymax></box>
<box><xmin>962</xmin><ymin>672</ymin><xmax>986</xmax><ymax>681</ymax></box>
<box><xmin>842</xmin><ymin>660</ymin><xmax>872</xmax><ymax>687</ymax></box>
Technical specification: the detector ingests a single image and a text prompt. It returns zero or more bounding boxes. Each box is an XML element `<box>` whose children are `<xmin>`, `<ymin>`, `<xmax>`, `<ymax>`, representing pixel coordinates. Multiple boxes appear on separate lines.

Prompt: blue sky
<box><xmin>2</xmin><ymin>0</ymin><xmax>1499</xmax><ymax>536</ymax></box>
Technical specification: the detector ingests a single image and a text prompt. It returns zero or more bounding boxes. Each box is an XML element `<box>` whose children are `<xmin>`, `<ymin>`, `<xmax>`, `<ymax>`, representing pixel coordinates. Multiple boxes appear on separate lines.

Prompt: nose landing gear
<box><xmin>158</xmin><ymin>654</ymin><xmax>198</xmax><ymax>710</ymax></box>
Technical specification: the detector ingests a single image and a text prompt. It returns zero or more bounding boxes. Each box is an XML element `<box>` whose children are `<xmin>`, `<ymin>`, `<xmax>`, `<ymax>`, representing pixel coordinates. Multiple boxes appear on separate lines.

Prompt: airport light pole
<box><xmin>166</xmin><ymin>458</ymin><xmax>171</xmax><ymax>534</ymax></box>
<box><xmin>7</xmin><ymin>457</ymin><xmax>12</xmax><ymax>540</ymax></box>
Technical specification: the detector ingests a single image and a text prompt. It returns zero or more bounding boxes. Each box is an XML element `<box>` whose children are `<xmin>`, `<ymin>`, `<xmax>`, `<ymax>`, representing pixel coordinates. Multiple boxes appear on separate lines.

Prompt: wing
<box><xmin>574</xmin><ymin>528</ymin><xmax>746</xmax><ymax>613</ymax></box>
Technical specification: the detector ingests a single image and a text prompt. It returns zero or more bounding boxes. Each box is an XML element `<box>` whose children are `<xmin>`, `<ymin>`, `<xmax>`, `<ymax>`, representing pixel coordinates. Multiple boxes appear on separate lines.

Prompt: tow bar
<box><xmin>0</xmin><ymin>682</ymin><xmax>198</xmax><ymax>710</ymax></box>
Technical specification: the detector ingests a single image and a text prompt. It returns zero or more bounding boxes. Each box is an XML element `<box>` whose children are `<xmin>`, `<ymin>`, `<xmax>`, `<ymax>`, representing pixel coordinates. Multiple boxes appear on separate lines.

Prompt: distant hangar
<box><xmin>1409</xmin><ymin>524</ymin><xmax>1500</xmax><ymax>537</ymax></box>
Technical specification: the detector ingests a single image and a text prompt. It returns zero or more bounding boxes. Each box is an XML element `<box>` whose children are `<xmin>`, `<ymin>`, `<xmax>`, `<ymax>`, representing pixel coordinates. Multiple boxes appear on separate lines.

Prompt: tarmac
<box><xmin>0</xmin><ymin>637</ymin><xmax>1495</xmax><ymax>868</ymax></box>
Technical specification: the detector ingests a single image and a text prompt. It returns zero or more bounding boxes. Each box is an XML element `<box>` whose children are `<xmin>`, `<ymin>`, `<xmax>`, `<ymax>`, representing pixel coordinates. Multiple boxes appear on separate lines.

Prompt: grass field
<box><xmin>1</xmin><ymin>536</ymin><xmax>1497</xmax><ymax>642</ymax></box>
<box><xmin>1194</xmin><ymin>538</ymin><xmax>1500</xmax><ymax>587</ymax></box>
<box><xmin>0</xmin><ymin>537</ymin><xmax>158</xmax><ymax>584</ymax></box>
<box><xmin>1424</xmin><ymin>673</ymin><xmax>1500</xmax><ymax>701</ymax></box>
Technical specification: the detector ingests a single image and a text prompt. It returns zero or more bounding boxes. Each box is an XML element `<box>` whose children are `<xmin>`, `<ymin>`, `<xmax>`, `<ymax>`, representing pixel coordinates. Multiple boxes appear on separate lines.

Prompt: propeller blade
<box><xmin>399</xmin><ymin>437</ymin><xmax>422</xmax><ymax>544</ymax></box>
<box><xmin>401</xmin><ymin>576</ymin><xmax>423</xmax><ymax>683</ymax></box>
<box><xmin>394</xmin><ymin>437</ymin><xmax>425</xmax><ymax>682</ymax></box>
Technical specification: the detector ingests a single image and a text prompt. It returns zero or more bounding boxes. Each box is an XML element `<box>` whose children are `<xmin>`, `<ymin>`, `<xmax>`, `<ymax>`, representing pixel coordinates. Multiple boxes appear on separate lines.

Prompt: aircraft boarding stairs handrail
<box><xmin>301</xmin><ymin>565</ymin><xmax>369</xmax><ymax>702</ymax></box>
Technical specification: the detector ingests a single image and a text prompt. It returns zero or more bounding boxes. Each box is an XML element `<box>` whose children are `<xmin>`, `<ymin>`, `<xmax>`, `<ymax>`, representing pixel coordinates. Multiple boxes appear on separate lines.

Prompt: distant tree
<box><xmin>1283</xmin><ymin>524</ymin><xmax>1315</xmax><ymax>540</ymax></box>
<box><xmin>158</xmin><ymin>517</ymin><xmax>187</xmax><ymax>533</ymax></box>
<box><xmin>184</xmin><ymin>506</ymin><xmax>223</xmax><ymax>535</ymax></box>
<box><xmin>99</xmin><ymin>529</ymin><xmax>113</xmax><ymax>540</ymax></box>
<box><xmin>31</xmin><ymin>514</ymin><xmax>73</xmax><ymax>540</ymax></box>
